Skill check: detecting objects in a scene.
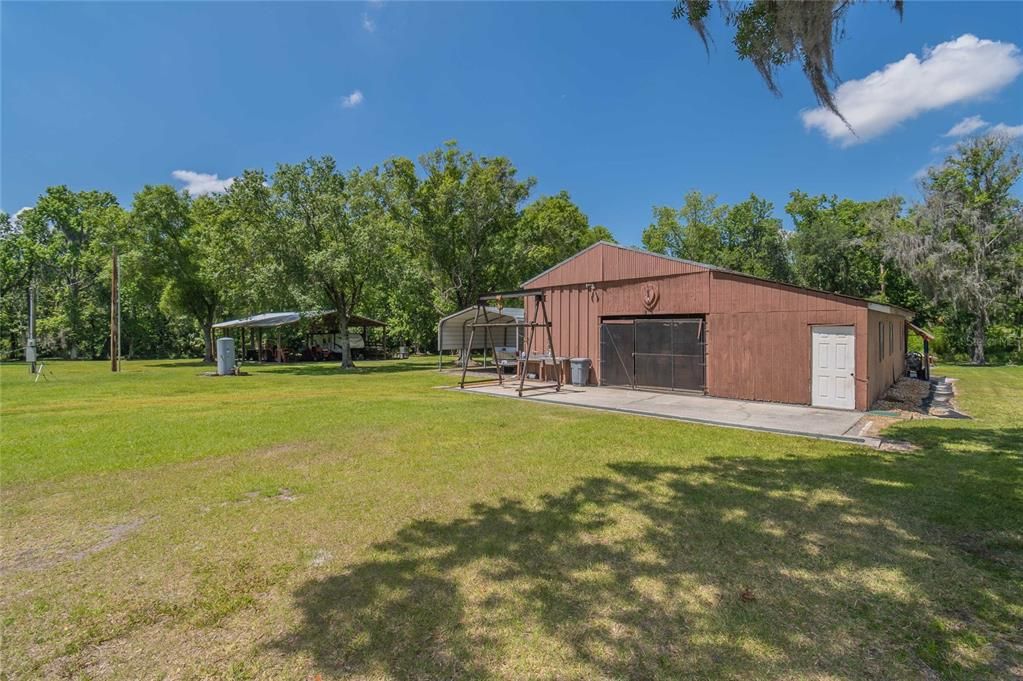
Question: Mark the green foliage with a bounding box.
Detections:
[9,187,124,358]
[270,157,396,367]
[132,185,222,362]
[9,137,1018,366]
[717,194,792,281]
[641,190,791,282]
[506,190,613,285]
[883,134,1023,364]
[386,141,535,313]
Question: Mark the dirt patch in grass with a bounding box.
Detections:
[1,517,147,575]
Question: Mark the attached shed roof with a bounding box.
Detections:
[907,322,935,340]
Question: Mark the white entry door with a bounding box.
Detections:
[811,325,856,410]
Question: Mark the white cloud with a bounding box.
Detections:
[171,170,234,196]
[341,89,364,108]
[9,206,32,226]
[362,12,375,32]
[989,122,1023,138]
[944,115,988,137]
[911,165,932,182]
[802,34,1023,146]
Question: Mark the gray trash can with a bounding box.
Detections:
[570,357,591,386]
[216,337,236,376]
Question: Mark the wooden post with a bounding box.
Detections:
[518,296,541,397]
[539,294,560,391]
[110,246,119,372]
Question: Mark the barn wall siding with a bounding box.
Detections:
[526,245,899,410]
[867,309,908,407]
[525,242,711,289]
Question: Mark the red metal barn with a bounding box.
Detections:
[523,242,913,411]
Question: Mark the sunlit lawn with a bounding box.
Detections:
[1,358,1020,679]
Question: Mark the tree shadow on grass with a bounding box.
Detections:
[271,430,1021,679]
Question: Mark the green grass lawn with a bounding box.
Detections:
[1,358,1020,680]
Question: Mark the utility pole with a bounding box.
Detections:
[27,282,37,374]
[110,246,119,372]
[117,251,122,368]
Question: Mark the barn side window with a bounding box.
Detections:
[878,321,884,360]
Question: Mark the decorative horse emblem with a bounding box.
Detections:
[641,282,659,311]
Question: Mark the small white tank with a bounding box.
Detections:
[216,337,236,375]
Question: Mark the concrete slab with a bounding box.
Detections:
[458,382,868,444]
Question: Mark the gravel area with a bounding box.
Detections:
[872,377,933,416]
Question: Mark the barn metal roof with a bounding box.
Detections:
[523,241,917,318]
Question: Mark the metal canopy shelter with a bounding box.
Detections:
[437,305,524,370]
[213,311,385,330]
[212,310,387,362]
[458,290,561,397]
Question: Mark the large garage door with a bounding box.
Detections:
[600,318,705,392]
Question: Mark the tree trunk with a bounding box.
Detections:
[202,322,214,363]
[338,314,355,369]
[67,278,82,359]
[971,311,987,365]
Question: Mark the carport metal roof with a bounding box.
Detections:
[437,306,524,352]
[213,310,385,329]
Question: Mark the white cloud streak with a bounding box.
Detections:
[989,122,1023,139]
[944,115,988,137]
[802,34,1023,146]
[341,89,364,108]
[171,170,234,195]
[362,12,375,33]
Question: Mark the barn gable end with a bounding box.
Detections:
[523,242,714,289]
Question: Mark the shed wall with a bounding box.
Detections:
[867,309,908,407]
[530,269,876,409]
[706,273,870,409]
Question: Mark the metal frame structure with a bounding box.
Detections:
[459,290,562,397]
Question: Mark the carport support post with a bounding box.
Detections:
[480,306,503,387]
[459,304,481,389]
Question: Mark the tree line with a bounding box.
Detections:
[0,141,612,366]
[2,136,1021,366]
[639,135,1023,364]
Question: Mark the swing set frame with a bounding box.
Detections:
[458,290,562,397]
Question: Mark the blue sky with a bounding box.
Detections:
[3,1,1022,244]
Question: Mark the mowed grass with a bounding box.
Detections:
[1,358,1020,680]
